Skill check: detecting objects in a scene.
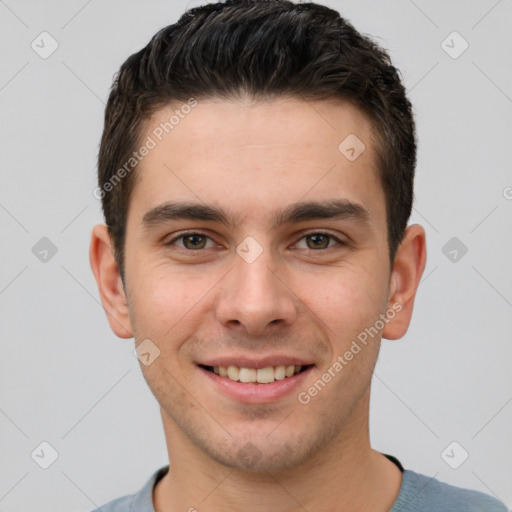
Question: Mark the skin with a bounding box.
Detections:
[90,96,427,512]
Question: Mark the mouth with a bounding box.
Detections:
[196,356,316,403]
[199,364,313,384]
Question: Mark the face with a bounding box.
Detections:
[122,96,396,471]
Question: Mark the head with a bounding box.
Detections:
[96,0,417,282]
[90,0,426,473]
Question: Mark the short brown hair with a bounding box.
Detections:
[97,0,417,282]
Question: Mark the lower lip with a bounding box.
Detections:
[198,366,314,404]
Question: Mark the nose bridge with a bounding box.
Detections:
[215,238,296,334]
[236,245,278,301]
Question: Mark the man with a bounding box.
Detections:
[89,1,507,510]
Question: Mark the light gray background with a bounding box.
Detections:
[1,0,511,510]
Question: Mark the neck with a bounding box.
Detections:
[153,390,402,512]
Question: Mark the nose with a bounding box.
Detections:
[214,245,297,336]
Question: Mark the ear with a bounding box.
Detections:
[382,224,427,340]
[89,224,133,339]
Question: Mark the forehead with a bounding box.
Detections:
[130,96,385,230]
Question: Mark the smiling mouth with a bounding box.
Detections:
[199,364,313,384]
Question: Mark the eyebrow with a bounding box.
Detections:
[142,199,372,231]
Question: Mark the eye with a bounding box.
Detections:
[166,232,215,250]
[294,231,346,250]
[164,230,347,252]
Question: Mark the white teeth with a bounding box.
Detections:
[285,365,295,377]
[256,367,275,384]
[227,365,239,380]
[274,365,286,380]
[239,368,257,383]
[210,364,305,383]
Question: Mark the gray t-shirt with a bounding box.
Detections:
[91,455,507,512]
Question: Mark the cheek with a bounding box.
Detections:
[297,267,386,341]
[128,263,190,334]
[128,262,218,351]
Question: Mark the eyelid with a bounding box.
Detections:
[292,229,348,249]
[165,230,217,248]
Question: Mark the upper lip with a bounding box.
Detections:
[197,355,314,369]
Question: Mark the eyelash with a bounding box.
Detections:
[165,230,347,252]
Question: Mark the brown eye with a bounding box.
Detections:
[295,231,346,251]
[166,232,215,250]
[182,234,207,249]
[306,233,330,249]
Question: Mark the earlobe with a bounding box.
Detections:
[89,224,133,339]
[382,224,427,341]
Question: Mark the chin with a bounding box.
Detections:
[198,428,335,474]
[213,443,308,473]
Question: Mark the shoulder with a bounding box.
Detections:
[89,466,169,512]
[391,469,508,512]
[89,493,134,512]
